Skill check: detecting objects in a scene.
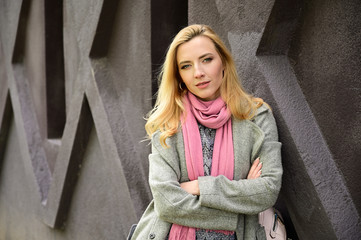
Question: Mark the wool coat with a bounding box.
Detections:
[131,104,283,240]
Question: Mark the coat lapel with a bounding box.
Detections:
[232,117,265,180]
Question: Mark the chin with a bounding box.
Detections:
[199,95,215,101]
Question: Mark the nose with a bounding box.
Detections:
[194,64,205,79]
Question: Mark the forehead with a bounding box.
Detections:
[177,36,218,62]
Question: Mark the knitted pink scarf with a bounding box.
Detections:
[168,92,234,240]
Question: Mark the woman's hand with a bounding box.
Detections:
[180,158,262,195]
[180,180,200,195]
[247,157,262,179]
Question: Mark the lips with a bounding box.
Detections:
[196,81,211,88]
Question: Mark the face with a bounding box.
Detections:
[177,36,224,101]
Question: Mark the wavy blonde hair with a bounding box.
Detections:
[145,24,264,147]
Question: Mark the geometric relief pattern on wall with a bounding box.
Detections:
[88,0,152,219]
[188,0,361,239]
[256,0,361,238]
[0,0,139,231]
[11,0,52,203]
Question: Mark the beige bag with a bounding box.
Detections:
[259,208,287,240]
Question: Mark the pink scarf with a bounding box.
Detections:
[168,92,234,240]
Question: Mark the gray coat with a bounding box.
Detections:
[131,105,283,240]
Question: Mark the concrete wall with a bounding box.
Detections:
[188,0,361,239]
[0,0,360,239]
[0,0,153,239]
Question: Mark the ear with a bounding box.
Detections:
[179,81,184,91]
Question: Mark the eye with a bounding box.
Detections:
[180,64,191,70]
[203,57,213,63]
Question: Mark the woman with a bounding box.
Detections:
[131,24,282,240]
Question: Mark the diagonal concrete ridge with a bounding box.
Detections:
[257,55,361,238]
[255,0,361,237]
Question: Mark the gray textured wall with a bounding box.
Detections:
[0,0,360,239]
[188,0,361,239]
[0,0,152,239]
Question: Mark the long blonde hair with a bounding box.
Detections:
[145,24,264,147]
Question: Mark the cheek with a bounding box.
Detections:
[210,59,223,77]
[213,64,224,79]
[180,71,192,85]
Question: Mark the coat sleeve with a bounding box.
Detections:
[149,134,239,231]
[198,106,283,214]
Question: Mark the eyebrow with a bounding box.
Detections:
[178,53,214,65]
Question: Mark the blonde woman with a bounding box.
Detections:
[130,24,283,240]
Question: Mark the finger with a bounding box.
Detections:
[249,171,260,179]
[248,170,258,179]
[255,161,263,172]
[249,158,260,173]
[251,165,263,179]
[257,169,262,177]
[251,159,262,176]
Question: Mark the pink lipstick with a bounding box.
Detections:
[196,81,210,89]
